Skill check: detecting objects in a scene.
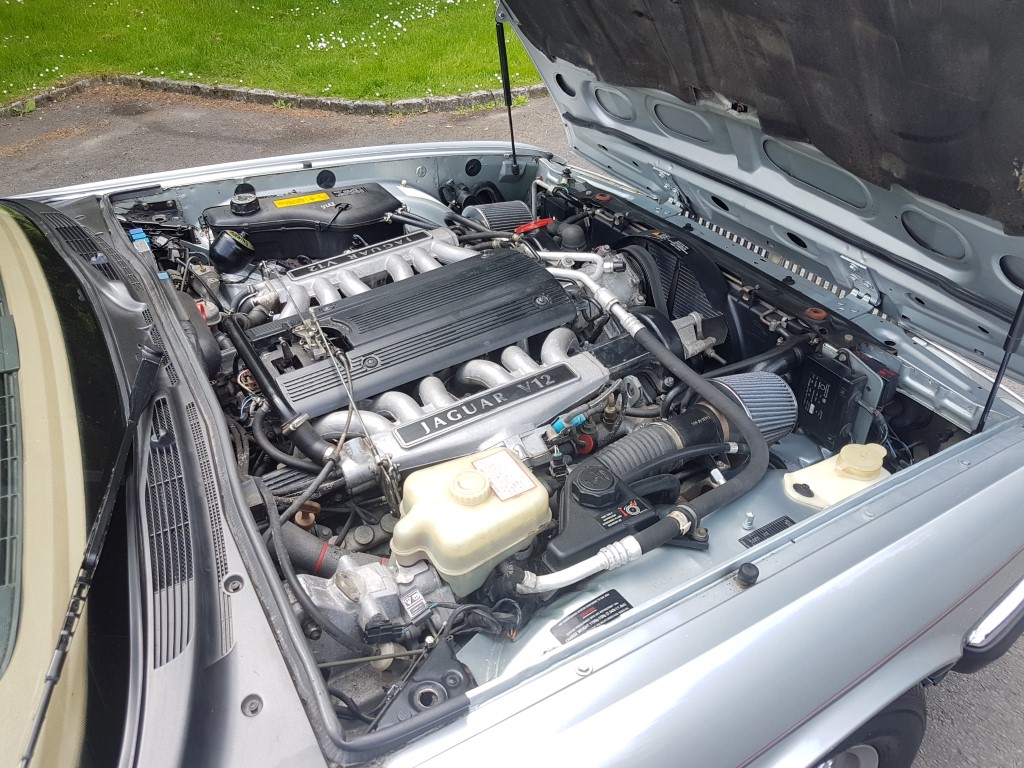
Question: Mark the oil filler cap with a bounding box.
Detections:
[449,470,491,506]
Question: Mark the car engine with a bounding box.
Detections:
[115,163,968,735]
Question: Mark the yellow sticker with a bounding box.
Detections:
[273,192,331,208]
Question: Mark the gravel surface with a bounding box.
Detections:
[0,85,574,197]
[1,84,1021,767]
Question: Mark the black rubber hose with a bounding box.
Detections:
[457,230,515,242]
[444,210,493,233]
[222,316,335,465]
[659,335,812,418]
[595,406,724,480]
[277,523,347,576]
[629,326,770,552]
[562,211,591,226]
[623,405,661,418]
[231,306,270,330]
[660,381,690,418]
[327,685,374,724]
[251,407,322,474]
[704,333,813,379]
[230,288,255,312]
[390,211,438,230]
[267,464,373,654]
[622,442,750,483]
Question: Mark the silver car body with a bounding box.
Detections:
[17,4,1024,754]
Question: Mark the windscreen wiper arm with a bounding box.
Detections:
[21,346,161,768]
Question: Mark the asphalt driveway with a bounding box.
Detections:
[1,85,1022,767]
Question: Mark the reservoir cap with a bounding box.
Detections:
[450,470,491,506]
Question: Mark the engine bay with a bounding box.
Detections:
[111,157,971,738]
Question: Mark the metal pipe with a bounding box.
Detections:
[334,268,371,297]
[536,250,606,277]
[418,376,457,408]
[385,253,414,282]
[310,277,342,306]
[501,346,542,376]
[409,246,442,272]
[429,240,477,263]
[313,409,394,437]
[372,392,424,422]
[541,327,579,365]
[514,538,646,594]
[454,359,514,389]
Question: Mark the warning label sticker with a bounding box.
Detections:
[594,498,649,530]
[400,588,429,622]
[550,590,633,644]
[472,450,536,501]
[273,192,331,208]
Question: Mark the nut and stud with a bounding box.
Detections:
[742,511,756,531]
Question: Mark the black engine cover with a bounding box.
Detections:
[252,249,576,418]
[203,183,402,262]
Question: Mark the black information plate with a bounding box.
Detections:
[287,230,431,278]
[550,590,633,645]
[739,515,796,548]
[395,363,578,446]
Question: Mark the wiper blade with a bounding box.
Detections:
[21,346,161,768]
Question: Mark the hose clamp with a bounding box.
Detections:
[666,505,697,535]
[280,412,310,435]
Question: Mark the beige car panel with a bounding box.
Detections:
[0,208,89,767]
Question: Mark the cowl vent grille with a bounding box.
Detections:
[40,212,120,281]
[145,397,194,667]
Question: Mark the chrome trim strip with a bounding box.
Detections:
[967,577,1024,646]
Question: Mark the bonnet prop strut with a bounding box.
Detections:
[495,8,520,177]
[976,286,1024,433]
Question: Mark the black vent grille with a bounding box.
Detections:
[650,246,720,321]
[141,309,179,386]
[185,402,234,656]
[0,372,22,590]
[145,397,193,666]
[41,212,120,281]
[0,368,22,677]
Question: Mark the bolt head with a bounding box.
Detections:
[241,694,263,717]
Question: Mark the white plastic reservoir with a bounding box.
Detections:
[393,447,551,596]
[784,443,891,510]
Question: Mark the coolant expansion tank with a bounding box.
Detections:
[394,448,550,596]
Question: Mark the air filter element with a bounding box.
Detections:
[710,372,798,444]
[462,200,534,231]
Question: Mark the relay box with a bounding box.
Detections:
[796,355,867,451]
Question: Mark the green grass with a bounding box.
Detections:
[0,0,540,105]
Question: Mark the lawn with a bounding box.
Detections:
[0,0,540,105]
